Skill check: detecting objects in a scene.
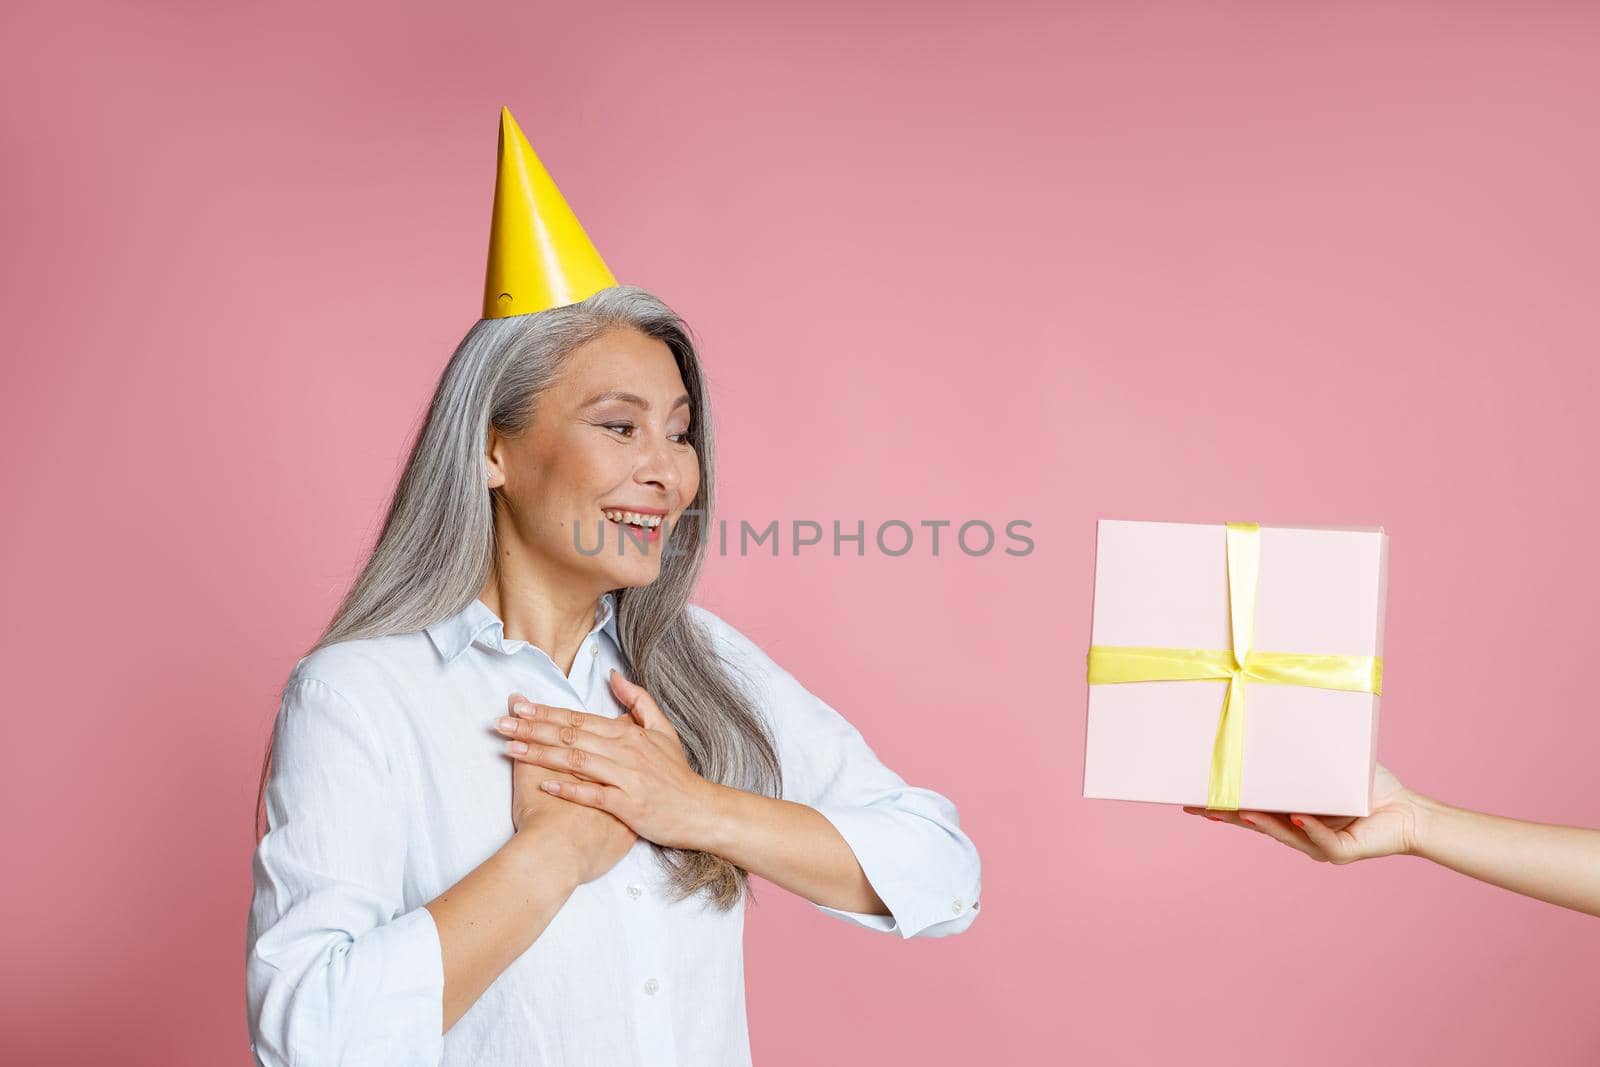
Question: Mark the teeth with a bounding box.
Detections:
[602,510,663,528]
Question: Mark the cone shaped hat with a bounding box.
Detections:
[482,106,616,318]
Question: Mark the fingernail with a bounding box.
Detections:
[1206,815,1221,821]
[506,740,528,754]
[1240,816,1256,827]
[514,702,534,717]
[497,717,518,732]
[1291,817,1305,829]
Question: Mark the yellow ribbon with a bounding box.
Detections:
[1085,522,1383,810]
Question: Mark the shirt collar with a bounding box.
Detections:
[426,591,619,664]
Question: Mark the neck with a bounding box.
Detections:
[476,568,605,677]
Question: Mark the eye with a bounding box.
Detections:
[602,422,692,445]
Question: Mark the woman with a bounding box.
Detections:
[244,109,981,1067]
[1186,764,1600,917]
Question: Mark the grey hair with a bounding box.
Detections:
[254,284,784,910]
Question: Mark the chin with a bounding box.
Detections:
[600,558,665,587]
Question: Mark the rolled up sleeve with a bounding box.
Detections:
[245,675,445,1066]
[694,607,982,940]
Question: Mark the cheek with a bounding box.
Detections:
[678,454,702,499]
[559,441,628,490]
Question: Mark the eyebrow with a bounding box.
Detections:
[581,389,692,414]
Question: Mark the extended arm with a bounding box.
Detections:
[1190,763,1600,919]
[1406,795,1600,918]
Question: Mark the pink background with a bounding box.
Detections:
[4,1,1599,1063]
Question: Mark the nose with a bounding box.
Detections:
[634,431,681,496]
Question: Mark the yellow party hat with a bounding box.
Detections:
[482,106,616,319]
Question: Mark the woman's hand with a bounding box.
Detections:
[1183,763,1424,863]
[503,693,637,881]
[495,669,717,852]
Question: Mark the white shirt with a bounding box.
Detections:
[245,593,982,1066]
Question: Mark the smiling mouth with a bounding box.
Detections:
[600,509,664,530]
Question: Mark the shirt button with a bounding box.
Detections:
[590,643,599,656]
[952,899,965,915]
[643,977,659,995]
[626,883,642,899]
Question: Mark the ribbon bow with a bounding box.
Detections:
[1085,522,1383,810]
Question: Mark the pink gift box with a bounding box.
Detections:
[1082,519,1389,817]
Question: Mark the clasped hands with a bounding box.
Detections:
[495,667,715,852]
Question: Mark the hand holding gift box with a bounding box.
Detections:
[1082,519,1389,817]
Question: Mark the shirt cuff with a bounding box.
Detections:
[379,906,446,1033]
[249,904,445,1067]
[812,803,982,940]
[345,905,446,1065]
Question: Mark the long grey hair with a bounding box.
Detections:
[254,284,784,910]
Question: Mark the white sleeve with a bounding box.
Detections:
[696,607,983,940]
[245,675,445,1066]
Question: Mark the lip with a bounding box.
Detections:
[599,505,668,516]
[604,508,668,543]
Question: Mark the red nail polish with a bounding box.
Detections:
[1291,817,1305,829]
[1240,816,1256,827]
[1206,815,1221,821]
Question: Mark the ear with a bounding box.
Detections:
[484,426,508,490]
[609,668,672,733]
